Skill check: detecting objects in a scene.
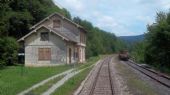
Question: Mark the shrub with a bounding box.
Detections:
[0,37,19,66]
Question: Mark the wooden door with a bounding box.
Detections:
[69,48,71,63]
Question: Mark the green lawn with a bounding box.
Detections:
[52,67,92,95]
[0,65,72,95]
[28,75,65,95]
[25,56,100,95]
[0,56,100,95]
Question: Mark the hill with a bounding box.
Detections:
[119,34,145,44]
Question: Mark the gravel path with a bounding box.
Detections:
[109,57,130,95]
[121,61,170,95]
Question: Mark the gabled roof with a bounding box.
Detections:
[30,12,87,33]
[48,27,78,43]
[17,25,76,42]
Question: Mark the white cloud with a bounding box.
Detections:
[160,1,170,10]
[96,15,118,28]
[53,0,170,36]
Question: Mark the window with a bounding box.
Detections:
[40,32,49,41]
[38,48,51,60]
[53,19,61,28]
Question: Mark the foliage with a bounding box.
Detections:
[0,0,71,39]
[131,41,146,63]
[0,37,19,66]
[145,11,170,71]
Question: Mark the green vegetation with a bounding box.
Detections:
[28,75,64,95]
[145,12,170,72]
[76,56,100,70]
[0,56,99,95]
[52,56,100,95]
[0,37,19,67]
[131,41,146,63]
[0,65,72,95]
[52,67,92,95]
[130,11,170,73]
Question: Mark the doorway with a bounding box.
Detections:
[69,48,72,64]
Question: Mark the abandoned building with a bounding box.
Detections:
[18,13,86,66]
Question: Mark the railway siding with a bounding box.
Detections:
[126,61,170,88]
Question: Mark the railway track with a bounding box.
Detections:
[125,60,170,88]
[89,57,114,95]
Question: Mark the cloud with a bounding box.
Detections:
[53,0,170,36]
[96,15,118,28]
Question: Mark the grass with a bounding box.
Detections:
[0,65,72,95]
[51,56,100,95]
[52,67,92,95]
[77,56,100,70]
[28,56,100,95]
[114,57,158,95]
[28,75,65,95]
[0,56,100,95]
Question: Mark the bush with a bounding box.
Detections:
[0,37,19,66]
[145,12,170,71]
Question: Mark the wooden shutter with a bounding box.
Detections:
[38,48,51,60]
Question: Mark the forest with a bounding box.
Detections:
[0,0,125,66]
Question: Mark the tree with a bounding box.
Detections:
[145,12,170,70]
[0,37,19,66]
[131,41,146,63]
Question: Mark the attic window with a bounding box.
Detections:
[53,19,61,28]
[40,32,49,41]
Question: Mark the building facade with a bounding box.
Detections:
[18,13,86,66]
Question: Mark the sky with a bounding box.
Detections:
[53,0,170,36]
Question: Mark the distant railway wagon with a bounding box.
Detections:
[119,50,129,61]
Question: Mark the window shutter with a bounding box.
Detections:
[38,48,51,60]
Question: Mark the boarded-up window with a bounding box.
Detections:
[38,48,51,60]
[40,32,49,41]
[53,19,61,28]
